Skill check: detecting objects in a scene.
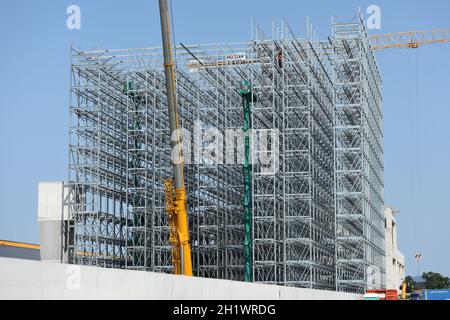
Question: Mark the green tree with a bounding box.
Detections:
[422,272,450,289]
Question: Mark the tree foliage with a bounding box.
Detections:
[422,272,450,289]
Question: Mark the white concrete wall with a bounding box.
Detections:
[0,258,362,300]
[38,182,72,263]
[38,182,69,221]
[384,206,405,291]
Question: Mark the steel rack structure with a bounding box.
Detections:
[68,48,129,267]
[67,17,384,293]
[332,18,385,293]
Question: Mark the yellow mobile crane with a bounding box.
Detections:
[159,0,192,276]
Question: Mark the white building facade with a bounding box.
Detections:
[384,206,405,291]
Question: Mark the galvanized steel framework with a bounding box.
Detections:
[68,17,384,293]
[333,19,385,293]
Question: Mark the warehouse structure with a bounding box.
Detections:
[67,17,384,293]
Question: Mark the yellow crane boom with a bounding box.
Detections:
[370,29,450,50]
[164,179,182,274]
[159,0,192,276]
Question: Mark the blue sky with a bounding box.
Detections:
[0,0,449,277]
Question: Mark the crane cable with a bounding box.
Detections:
[408,48,422,270]
[415,48,423,262]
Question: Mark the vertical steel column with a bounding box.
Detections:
[239,80,253,282]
